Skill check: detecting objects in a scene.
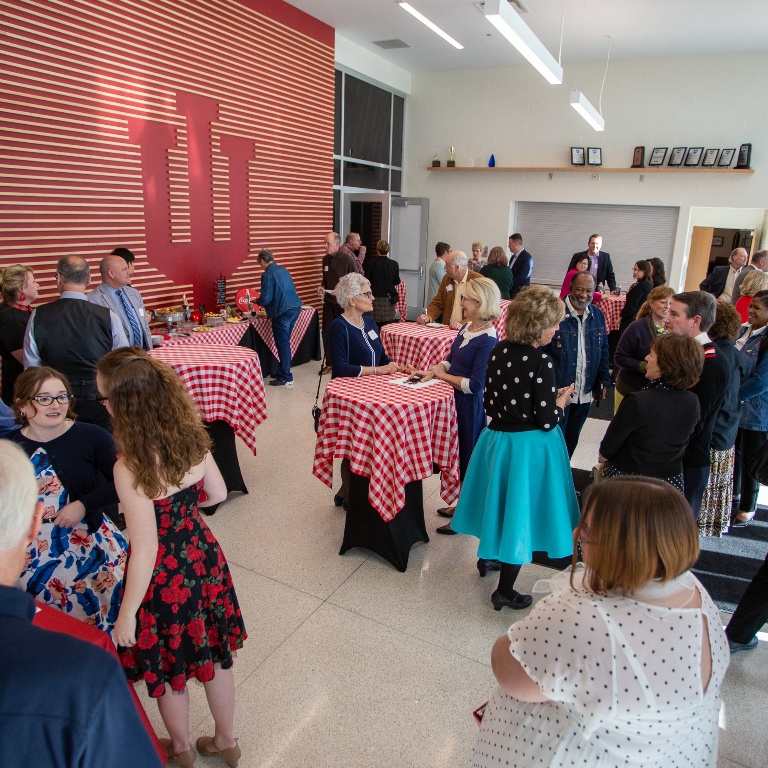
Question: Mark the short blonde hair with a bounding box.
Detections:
[574,477,699,595]
[0,440,38,552]
[472,241,484,253]
[740,269,768,298]
[505,286,564,345]
[463,278,501,322]
[0,264,33,304]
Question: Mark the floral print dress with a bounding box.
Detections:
[119,478,247,697]
[19,447,127,634]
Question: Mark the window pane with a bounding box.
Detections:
[333,189,340,233]
[392,95,404,167]
[343,161,389,191]
[344,76,390,164]
[334,70,342,155]
[333,159,340,186]
[391,170,402,193]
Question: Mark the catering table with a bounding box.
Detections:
[148,344,267,495]
[380,301,511,370]
[33,603,165,765]
[313,374,461,571]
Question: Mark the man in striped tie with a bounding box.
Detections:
[88,255,153,350]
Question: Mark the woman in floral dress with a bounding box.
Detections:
[98,347,246,768]
[10,366,127,634]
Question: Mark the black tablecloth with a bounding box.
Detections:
[243,311,322,377]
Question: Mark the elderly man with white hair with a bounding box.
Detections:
[0,440,161,768]
[417,251,482,329]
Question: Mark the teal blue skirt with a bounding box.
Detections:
[451,427,580,563]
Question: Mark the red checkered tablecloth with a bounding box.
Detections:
[148,344,267,454]
[600,294,627,332]
[312,375,461,521]
[380,322,457,370]
[494,299,510,338]
[161,323,249,347]
[396,280,407,323]
[250,306,316,358]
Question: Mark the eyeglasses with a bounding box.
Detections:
[356,291,373,299]
[95,395,109,403]
[32,394,73,406]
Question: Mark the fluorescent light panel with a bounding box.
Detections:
[397,2,464,50]
[570,90,605,131]
[483,0,562,85]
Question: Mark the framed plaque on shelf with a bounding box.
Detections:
[571,147,585,165]
[702,149,719,167]
[631,146,645,168]
[684,147,704,166]
[718,148,736,167]
[649,148,668,166]
[587,147,602,166]
[668,147,686,166]
[736,143,752,169]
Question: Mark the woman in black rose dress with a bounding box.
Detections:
[97,347,246,768]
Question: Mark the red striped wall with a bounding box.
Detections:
[0,0,335,310]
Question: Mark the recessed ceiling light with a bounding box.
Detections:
[397,2,464,50]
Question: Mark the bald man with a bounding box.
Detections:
[417,251,482,329]
[88,254,152,349]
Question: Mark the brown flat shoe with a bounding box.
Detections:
[159,738,196,768]
[196,736,241,768]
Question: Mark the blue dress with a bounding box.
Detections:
[443,323,497,479]
[452,342,580,563]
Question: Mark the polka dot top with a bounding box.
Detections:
[471,571,730,767]
[484,341,563,433]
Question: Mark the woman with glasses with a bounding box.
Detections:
[473,477,728,767]
[9,366,127,634]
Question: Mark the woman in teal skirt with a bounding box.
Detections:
[452,286,580,610]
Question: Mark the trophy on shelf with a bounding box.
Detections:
[447,146,456,168]
[432,153,440,168]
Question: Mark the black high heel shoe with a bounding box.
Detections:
[491,589,532,611]
[477,559,502,577]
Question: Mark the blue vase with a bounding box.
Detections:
[488,154,496,168]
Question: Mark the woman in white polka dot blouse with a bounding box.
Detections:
[452,287,580,610]
[472,478,730,768]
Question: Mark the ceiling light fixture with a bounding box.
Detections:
[483,0,563,85]
[397,2,464,50]
[569,90,604,131]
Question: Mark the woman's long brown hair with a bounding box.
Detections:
[97,348,211,499]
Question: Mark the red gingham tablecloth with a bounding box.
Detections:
[148,344,267,454]
[396,280,407,323]
[250,306,316,359]
[494,299,510,338]
[600,294,627,332]
[161,323,249,347]
[312,374,461,521]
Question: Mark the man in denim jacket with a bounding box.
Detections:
[543,272,611,457]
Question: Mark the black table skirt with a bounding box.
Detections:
[204,419,248,495]
[339,470,428,572]
[241,311,322,377]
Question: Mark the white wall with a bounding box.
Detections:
[335,34,411,95]
[403,52,768,289]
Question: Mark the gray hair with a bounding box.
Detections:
[257,249,275,264]
[450,251,469,269]
[0,441,38,552]
[729,247,748,264]
[335,273,370,309]
[56,255,89,286]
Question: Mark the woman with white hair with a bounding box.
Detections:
[327,273,400,380]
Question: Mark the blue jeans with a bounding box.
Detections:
[272,305,301,382]
[560,401,591,458]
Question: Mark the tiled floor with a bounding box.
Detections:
[136,362,768,768]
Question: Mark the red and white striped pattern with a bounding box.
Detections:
[148,344,266,454]
[312,374,461,522]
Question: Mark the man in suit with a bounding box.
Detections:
[731,248,766,305]
[88,255,152,350]
[23,255,129,430]
[699,247,748,301]
[508,233,532,297]
[417,251,482,328]
[0,441,162,768]
[569,234,617,292]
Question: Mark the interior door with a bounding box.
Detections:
[390,197,429,312]
[685,226,715,291]
[342,193,390,267]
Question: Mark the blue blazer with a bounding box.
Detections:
[509,249,532,297]
[699,265,732,298]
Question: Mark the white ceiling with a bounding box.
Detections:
[283,0,768,72]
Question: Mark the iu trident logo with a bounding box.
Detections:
[127,92,254,301]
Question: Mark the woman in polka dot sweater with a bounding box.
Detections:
[452,286,580,610]
[472,478,729,767]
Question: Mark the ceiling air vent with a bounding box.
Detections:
[373,39,411,49]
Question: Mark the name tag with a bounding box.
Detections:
[138,308,145,316]
[446,284,453,292]
[324,265,329,272]
[368,330,378,340]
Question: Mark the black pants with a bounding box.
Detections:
[683,465,710,520]
[75,398,112,433]
[726,550,768,644]
[733,427,768,513]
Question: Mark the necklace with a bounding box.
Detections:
[342,312,364,329]
[467,320,491,333]
[22,418,73,443]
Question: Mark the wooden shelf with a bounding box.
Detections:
[426,165,754,174]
